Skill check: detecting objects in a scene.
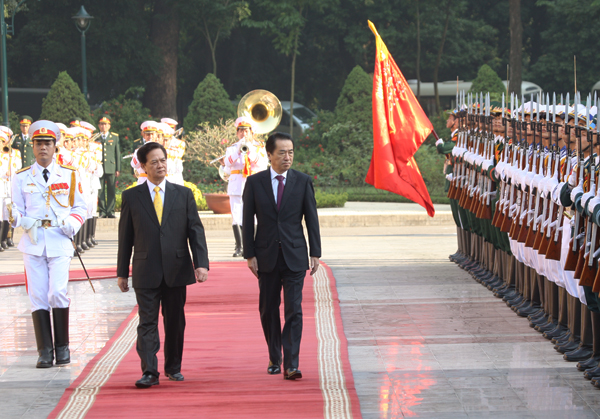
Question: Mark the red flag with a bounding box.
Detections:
[365,21,435,217]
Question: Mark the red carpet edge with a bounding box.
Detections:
[48,261,362,419]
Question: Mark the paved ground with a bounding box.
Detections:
[1,203,599,418]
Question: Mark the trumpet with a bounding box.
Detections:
[239,141,249,154]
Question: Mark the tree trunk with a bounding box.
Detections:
[433,0,452,115]
[509,0,522,97]
[290,29,300,136]
[143,0,180,119]
[416,0,421,100]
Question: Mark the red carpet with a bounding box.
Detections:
[49,262,361,419]
[0,266,121,288]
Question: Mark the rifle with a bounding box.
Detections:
[526,95,543,248]
[501,93,518,232]
[545,93,565,260]
[566,94,588,273]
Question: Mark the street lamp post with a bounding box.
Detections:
[72,6,93,102]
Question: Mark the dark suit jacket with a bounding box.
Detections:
[117,181,209,288]
[242,168,321,273]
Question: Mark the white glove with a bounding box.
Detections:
[21,216,38,245]
[553,182,567,204]
[570,184,584,203]
[568,171,578,187]
[446,173,453,181]
[60,217,80,239]
[436,138,444,146]
[582,191,595,210]
[588,196,600,216]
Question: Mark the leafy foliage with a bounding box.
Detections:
[314,189,348,208]
[183,73,236,133]
[40,71,90,124]
[92,87,153,155]
[469,64,506,102]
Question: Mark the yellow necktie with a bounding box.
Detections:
[153,186,163,225]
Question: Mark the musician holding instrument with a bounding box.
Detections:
[225,116,268,257]
[97,115,121,219]
[0,129,21,250]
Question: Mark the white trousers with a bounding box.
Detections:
[23,250,72,311]
[230,195,243,225]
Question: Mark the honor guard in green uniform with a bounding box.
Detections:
[97,115,121,218]
[11,115,34,167]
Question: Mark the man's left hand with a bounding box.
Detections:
[195,267,208,283]
[310,257,320,276]
[115,171,120,177]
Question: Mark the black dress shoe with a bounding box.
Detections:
[584,365,600,380]
[135,373,159,388]
[578,356,600,372]
[166,372,184,381]
[284,368,302,380]
[564,346,594,362]
[267,361,281,375]
[108,214,116,219]
[99,214,107,219]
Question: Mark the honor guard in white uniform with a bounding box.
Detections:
[10,120,87,368]
[83,126,103,250]
[224,116,268,256]
[0,128,21,251]
[163,124,186,185]
[132,121,159,185]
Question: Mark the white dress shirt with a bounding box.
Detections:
[270,167,287,204]
[147,178,166,209]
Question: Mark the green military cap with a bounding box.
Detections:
[20,115,33,125]
[98,115,112,124]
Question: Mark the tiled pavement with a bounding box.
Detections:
[1,221,600,418]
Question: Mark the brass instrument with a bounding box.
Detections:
[237,89,282,135]
[214,90,282,182]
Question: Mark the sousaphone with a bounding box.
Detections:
[218,90,282,181]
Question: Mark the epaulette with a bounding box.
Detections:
[59,164,76,171]
[111,132,119,136]
[16,166,31,174]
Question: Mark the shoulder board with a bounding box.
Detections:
[16,166,31,174]
[59,164,76,171]
[111,132,119,136]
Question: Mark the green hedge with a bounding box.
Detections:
[315,189,348,208]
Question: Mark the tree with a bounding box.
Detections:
[433,0,453,115]
[509,0,522,96]
[469,64,505,101]
[191,0,250,76]
[40,71,90,124]
[143,0,180,119]
[244,0,336,134]
[333,66,372,127]
[183,73,236,132]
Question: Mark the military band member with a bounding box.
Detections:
[97,115,121,219]
[224,116,268,257]
[131,121,158,185]
[10,120,87,368]
[0,129,21,251]
[11,115,34,168]
[164,123,186,186]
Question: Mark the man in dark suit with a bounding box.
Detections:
[117,142,209,389]
[242,132,321,380]
[97,115,121,218]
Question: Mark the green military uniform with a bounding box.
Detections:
[97,116,121,217]
[11,115,34,167]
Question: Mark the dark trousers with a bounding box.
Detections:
[134,280,187,377]
[98,173,116,216]
[258,248,305,370]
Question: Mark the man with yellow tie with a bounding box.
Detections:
[117,141,209,389]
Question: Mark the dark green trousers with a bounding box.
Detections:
[99,173,116,216]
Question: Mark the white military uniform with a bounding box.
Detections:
[166,137,186,185]
[1,148,21,221]
[225,139,268,225]
[11,161,87,311]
